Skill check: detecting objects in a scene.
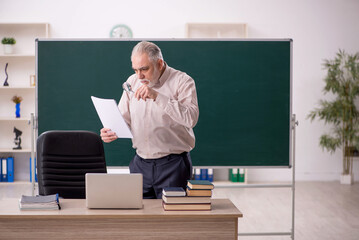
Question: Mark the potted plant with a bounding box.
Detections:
[11,95,23,118]
[308,50,359,184]
[2,37,16,54]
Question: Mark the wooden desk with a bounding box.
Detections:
[0,198,242,240]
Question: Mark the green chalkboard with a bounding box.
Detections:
[37,39,292,167]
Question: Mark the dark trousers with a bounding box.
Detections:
[129,152,192,199]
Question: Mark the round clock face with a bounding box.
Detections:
[110,24,133,38]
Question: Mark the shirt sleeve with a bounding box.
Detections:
[118,86,132,129]
[155,77,199,129]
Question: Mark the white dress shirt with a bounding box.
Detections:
[119,64,199,159]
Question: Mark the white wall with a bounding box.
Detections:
[1,0,359,182]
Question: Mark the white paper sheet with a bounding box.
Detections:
[91,96,133,139]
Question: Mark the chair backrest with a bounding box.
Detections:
[37,130,107,199]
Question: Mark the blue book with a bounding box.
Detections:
[7,157,14,182]
[29,157,38,182]
[2,158,8,182]
[200,169,208,180]
[0,158,2,182]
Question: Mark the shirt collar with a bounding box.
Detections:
[155,62,170,88]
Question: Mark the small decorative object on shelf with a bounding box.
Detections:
[1,37,16,54]
[3,63,9,86]
[30,75,36,87]
[11,95,23,118]
[13,127,22,150]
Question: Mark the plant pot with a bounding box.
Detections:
[340,174,354,185]
[3,44,14,54]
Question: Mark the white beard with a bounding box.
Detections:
[147,80,156,88]
[143,66,161,88]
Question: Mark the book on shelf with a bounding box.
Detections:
[7,157,14,182]
[162,195,211,204]
[0,157,15,182]
[187,180,214,190]
[208,168,213,182]
[29,157,37,182]
[1,157,7,182]
[194,168,201,180]
[19,194,61,210]
[186,188,212,197]
[238,168,245,182]
[162,187,185,197]
[229,168,246,182]
[229,168,238,182]
[200,169,208,180]
[162,202,211,211]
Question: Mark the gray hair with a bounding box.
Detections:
[131,41,164,62]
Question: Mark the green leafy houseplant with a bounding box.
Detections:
[308,50,359,177]
[1,37,16,45]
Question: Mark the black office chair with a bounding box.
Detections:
[37,130,107,199]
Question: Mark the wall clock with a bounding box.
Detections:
[110,24,133,38]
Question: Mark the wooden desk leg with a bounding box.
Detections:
[235,217,239,239]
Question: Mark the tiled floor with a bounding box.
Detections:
[213,181,359,240]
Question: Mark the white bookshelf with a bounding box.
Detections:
[0,22,49,181]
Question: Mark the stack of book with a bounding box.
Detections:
[19,194,61,210]
[162,180,214,211]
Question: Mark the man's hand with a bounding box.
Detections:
[135,84,158,101]
[100,128,118,143]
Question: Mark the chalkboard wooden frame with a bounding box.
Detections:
[36,38,292,168]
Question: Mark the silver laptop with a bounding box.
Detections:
[86,173,143,209]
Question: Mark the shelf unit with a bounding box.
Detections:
[0,23,49,181]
